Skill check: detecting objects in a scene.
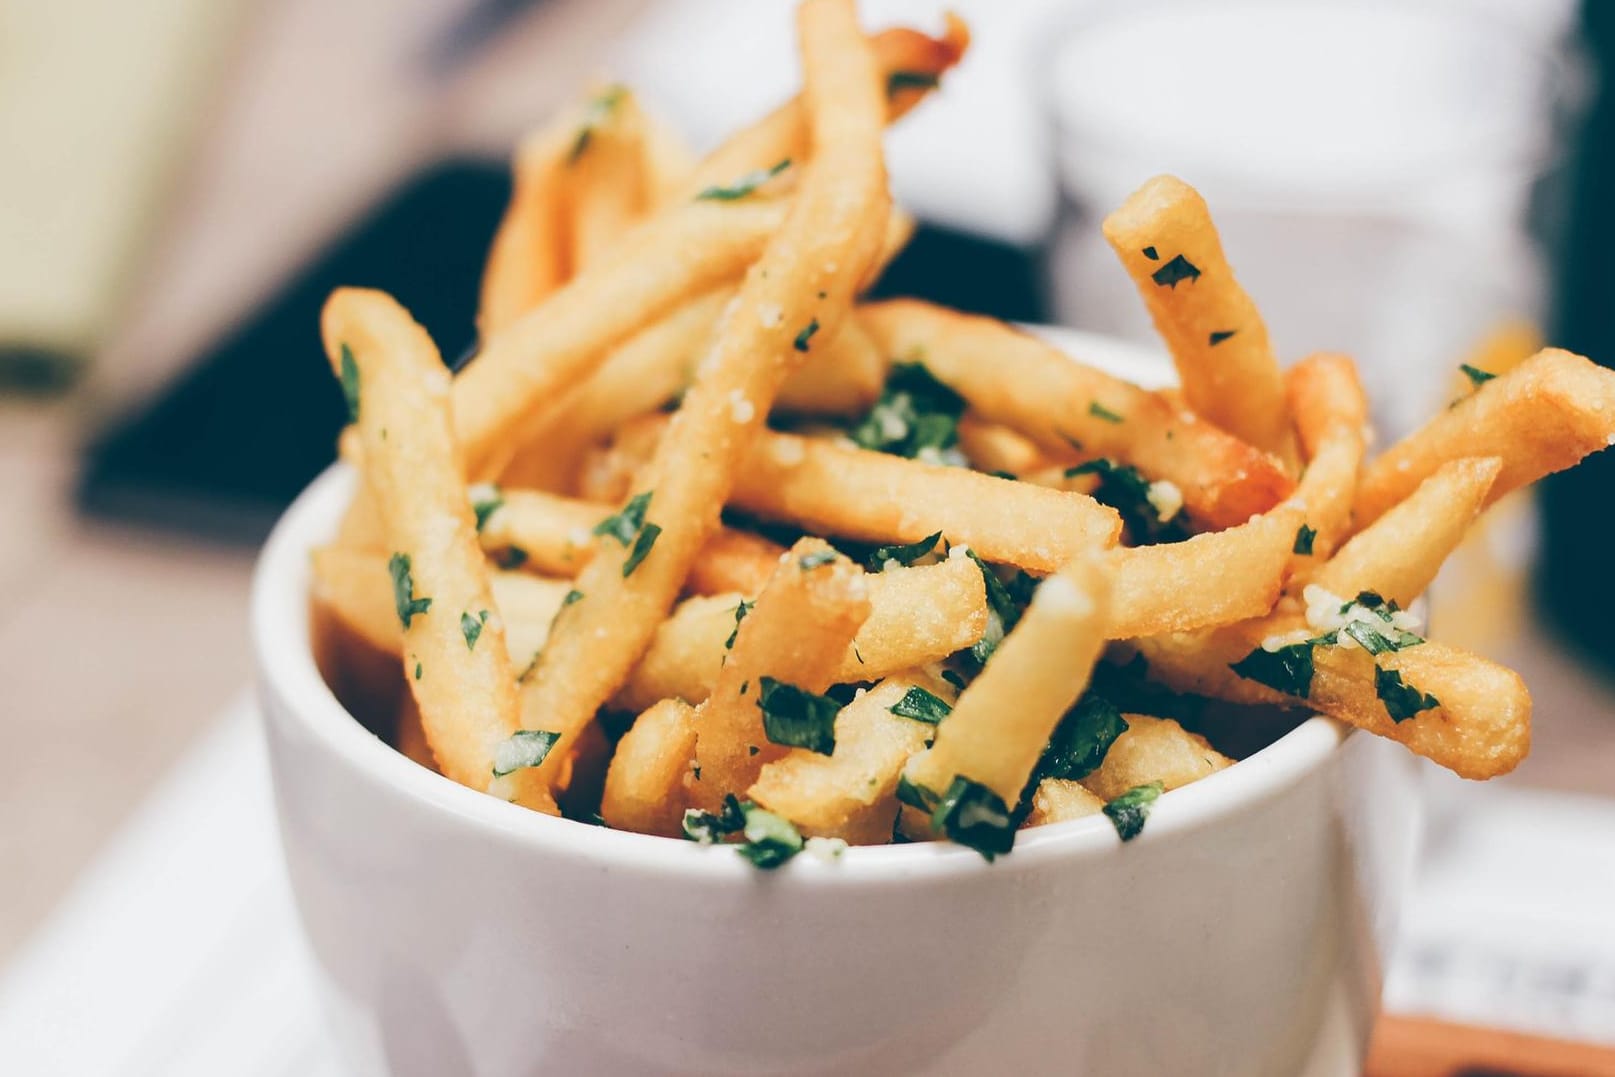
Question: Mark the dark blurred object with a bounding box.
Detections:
[78,158,1045,544]
[1541,2,1615,673]
[79,160,510,543]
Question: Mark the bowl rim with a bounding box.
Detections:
[252,328,1350,885]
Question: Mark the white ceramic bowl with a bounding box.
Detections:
[253,331,1422,1076]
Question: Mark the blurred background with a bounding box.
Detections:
[2,0,1613,1068]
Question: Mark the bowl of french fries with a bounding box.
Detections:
[252,2,1615,1073]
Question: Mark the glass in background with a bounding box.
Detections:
[1043,0,1585,439]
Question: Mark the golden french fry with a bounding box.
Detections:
[476,487,783,593]
[1126,618,1530,779]
[731,428,1121,572]
[678,17,969,200]
[1312,457,1501,609]
[1286,352,1369,463]
[456,198,787,478]
[321,288,555,811]
[1078,714,1232,802]
[600,698,698,838]
[775,317,887,415]
[613,557,988,713]
[750,677,934,844]
[956,417,1056,477]
[1108,504,1302,637]
[1022,778,1105,828]
[689,539,872,811]
[516,0,893,789]
[565,86,649,272]
[1102,175,1292,459]
[479,120,572,337]
[1356,348,1615,524]
[904,552,1110,812]
[858,300,1294,528]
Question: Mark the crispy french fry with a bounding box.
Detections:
[731,428,1121,572]
[456,198,787,477]
[322,288,554,811]
[678,18,969,199]
[904,552,1110,811]
[1126,619,1531,779]
[613,557,988,713]
[311,545,574,670]
[1102,175,1292,459]
[600,698,698,838]
[1290,425,1364,565]
[749,677,934,844]
[1108,504,1302,637]
[859,300,1294,528]
[476,487,783,593]
[565,86,649,272]
[1356,349,1615,524]
[1079,714,1232,802]
[479,121,572,337]
[775,317,887,415]
[516,0,892,788]
[1311,457,1501,608]
[688,539,872,811]
[1286,352,1369,463]
[956,417,1056,477]
[1022,779,1105,828]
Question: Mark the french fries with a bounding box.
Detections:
[1356,348,1615,524]
[322,288,555,812]
[613,557,989,713]
[689,539,871,811]
[859,300,1294,528]
[304,1,1615,862]
[1103,176,1293,460]
[514,0,892,789]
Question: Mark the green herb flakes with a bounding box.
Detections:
[1088,401,1124,423]
[696,158,790,201]
[932,776,1015,861]
[1229,637,1326,697]
[469,484,504,532]
[886,70,940,95]
[1151,254,1201,288]
[798,548,838,570]
[1141,246,1159,261]
[339,344,361,422]
[1209,330,1237,347]
[1376,667,1440,721]
[681,795,805,870]
[491,729,560,777]
[1103,781,1164,842]
[568,85,627,163]
[889,685,952,725]
[388,553,432,628]
[1293,525,1317,555]
[725,599,754,650]
[868,531,943,570]
[461,609,489,651]
[1038,694,1128,782]
[1460,363,1496,387]
[622,522,661,576]
[850,363,966,460]
[593,490,652,547]
[757,677,840,755]
[793,319,820,353]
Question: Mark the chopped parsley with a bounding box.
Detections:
[461,609,489,651]
[940,669,969,693]
[1460,363,1496,387]
[388,553,432,628]
[1336,592,1426,653]
[491,729,560,777]
[1141,246,1159,260]
[1376,667,1440,721]
[793,319,820,352]
[413,659,422,681]
[563,588,584,607]
[896,772,938,813]
[757,677,840,755]
[1064,458,1187,544]
[1209,329,1237,346]
[724,599,753,650]
[622,522,661,576]
[1230,637,1325,697]
[932,776,1016,861]
[849,363,966,460]
[1103,781,1164,842]
[338,344,360,422]
[469,484,504,532]
[868,530,943,570]
[1151,254,1201,288]
[886,70,940,95]
[1088,401,1125,423]
[495,546,529,570]
[962,551,1038,668]
[1294,524,1317,555]
[696,158,790,201]
[799,548,838,570]
[889,685,952,725]
[567,85,626,163]
[593,490,652,546]
[681,795,804,869]
[1037,694,1128,782]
